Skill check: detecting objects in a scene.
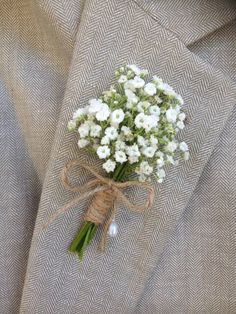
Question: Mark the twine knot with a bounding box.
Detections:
[43,160,155,251]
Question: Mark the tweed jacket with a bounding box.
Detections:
[0,0,236,313]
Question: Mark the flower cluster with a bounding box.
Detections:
[68,65,189,182]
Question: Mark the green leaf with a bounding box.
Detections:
[78,224,92,260]
[69,221,92,252]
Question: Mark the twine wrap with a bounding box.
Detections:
[43,160,155,251]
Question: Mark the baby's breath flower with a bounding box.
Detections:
[97,145,111,159]
[78,122,90,138]
[144,83,156,96]
[179,141,188,152]
[115,151,127,163]
[183,151,190,160]
[178,112,186,121]
[68,120,77,131]
[131,76,145,88]
[125,89,139,104]
[69,64,190,181]
[137,161,153,176]
[166,141,178,153]
[137,101,151,113]
[88,99,103,114]
[118,75,127,83]
[96,103,110,121]
[90,124,102,137]
[142,146,156,158]
[166,108,178,123]
[152,75,163,85]
[137,135,147,147]
[177,121,185,130]
[134,113,146,129]
[101,136,110,145]
[115,140,126,151]
[149,105,160,116]
[78,139,89,148]
[126,144,140,157]
[103,159,116,173]
[110,109,125,125]
[127,64,141,75]
[156,168,166,183]
[105,127,118,140]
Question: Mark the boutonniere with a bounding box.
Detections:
[45,65,190,260]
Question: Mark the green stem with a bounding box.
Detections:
[69,162,127,260]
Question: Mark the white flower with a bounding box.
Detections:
[149,105,160,116]
[131,76,145,88]
[78,122,90,138]
[156,151,164,158]
[156,168,166,183]
[144,115,158,131]
[73,108,87,120]
[137,101,151,112]
[128,155,139,164]
[150,135,158,147]
[68,119,77,131]
[115,140,126,151]
[166,108,178,123]
[138,173,147,182]
[176,94,184,105]
[166,141,178,152]
[134,113,146,129]
[101,136,110,145]
[124,80,136,92]
[140,69,148,76]
[110,109,125,125]
[137,135,147,147]
[125,89,139,104]
[115,151,127,163]
[163,84,177,97]
[121,126,131,136]
[105,127,118,140]
[126,144,140,157]
[90,124,102,137]
[175,105,181,114]
[118,75,127,83]
[177,121,185,130]
[139,161,153,175]
[166,155,175,165]
[97,145,111,159]
[183,151,190,160]
[152,75,163,85]
[96,103,110,121]
[103,159,116,173]
[144,83,156,96]
[156,156,165,168]
[178,112,186,121]
[179,141,188,152]
[78,139,89,148]
[142,146,156,158]
[127,64,141,75]
[88,99,103,114]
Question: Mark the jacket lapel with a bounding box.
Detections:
[21,0,236,312]
[134,0,236,45]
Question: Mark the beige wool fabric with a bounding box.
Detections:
[0,0,236,313]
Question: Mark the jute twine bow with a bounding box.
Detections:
[44,160,155,251]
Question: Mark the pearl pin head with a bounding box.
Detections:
[108,221,118,237]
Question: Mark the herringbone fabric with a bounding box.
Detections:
[0,0,84,312]
[0,0,235,313]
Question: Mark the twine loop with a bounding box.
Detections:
[43,160,155,251]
